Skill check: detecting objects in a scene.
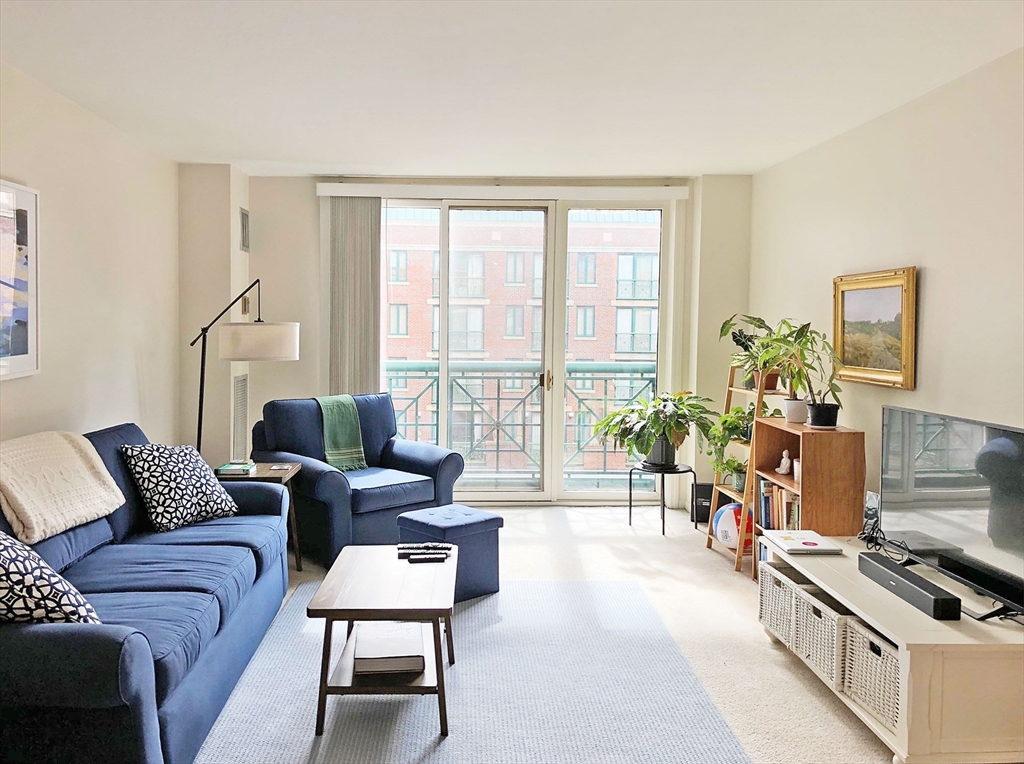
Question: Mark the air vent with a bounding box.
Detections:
[239,208,250,252]
[232,373,249,462]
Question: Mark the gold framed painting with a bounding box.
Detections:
[833,267,917,390]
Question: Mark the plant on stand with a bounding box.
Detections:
[594,391,718,470]
[761,323,845,428]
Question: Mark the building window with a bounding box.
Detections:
[451,251,485,297]
[388,250,408,283]
[450,306,484,351]
[576,306,596,338]
[431,306,440,351]
[575,360,595,391]
[574,411,593,446]
[389,304,408,336]
[532,254,544,299]
[617,253,659,299]
[505,359,524,391]
[451,410,479,450]
[431,250,440,297]
[530,306,543,352]
[505,306,525,338]
[506,251,525,284]
[616,307,658,353]
[577,252,597,285]
[388,357,408,390]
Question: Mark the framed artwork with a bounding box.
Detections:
[833,267,917,390]
[0,180,39,380]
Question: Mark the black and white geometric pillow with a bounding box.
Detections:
[0,532,101,624]
[121,444,238,532]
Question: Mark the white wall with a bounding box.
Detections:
[750,48,1024,488]
[247,176,322,428]
[0,63,179,442]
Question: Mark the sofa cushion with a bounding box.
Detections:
[0,512,113,575]
[262,399,327,460]
[0,532,101,624]
[63,544,255,622]
[83,423,153,541]
[121,444,238,532]
[347,468,434,514]
[125,515,286,578]
[353,393,398,467]
[88,590,220,703]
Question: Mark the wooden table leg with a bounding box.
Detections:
[444,609,455,665]
[432,617,448,736]
[287,484,302,571]
[315,618,333,736]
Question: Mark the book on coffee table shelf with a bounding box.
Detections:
[761,530,843,555]
[353,621,426,675]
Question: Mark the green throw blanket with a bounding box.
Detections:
[316,395,368,472]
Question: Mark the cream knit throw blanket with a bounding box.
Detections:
[0,431,125,544]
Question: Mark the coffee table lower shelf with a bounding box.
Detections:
[328,622,438,695]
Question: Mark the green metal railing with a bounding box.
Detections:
[384,360,657,490]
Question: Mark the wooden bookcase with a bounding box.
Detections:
[745,416,865,579]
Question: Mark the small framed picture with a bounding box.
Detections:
[833,267,917,390]
[1,180,40,381]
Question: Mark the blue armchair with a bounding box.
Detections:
[251,393,465,567]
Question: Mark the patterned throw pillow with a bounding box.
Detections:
[0,532,101,624]
[121,444,238,532]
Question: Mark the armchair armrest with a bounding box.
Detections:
[221,481,288,517]
[251,450,351,502]
[383,439,465,505]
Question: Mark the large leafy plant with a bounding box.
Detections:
[719,315,790,384]
[704,402,780,474]
[594,391,718,457]
[759,322,844,406]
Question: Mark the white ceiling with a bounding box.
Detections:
[1,1,1021,177]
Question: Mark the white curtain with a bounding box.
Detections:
[328,196,382,395]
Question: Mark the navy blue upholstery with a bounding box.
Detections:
[0,422,290,764]
[89,591,221,704]
[252,393,465,566]
[398,504,504,603]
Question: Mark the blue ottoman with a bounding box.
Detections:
[397,504,504,603]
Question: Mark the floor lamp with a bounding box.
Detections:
[190,278,299,454]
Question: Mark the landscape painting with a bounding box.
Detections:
[833,267,916,390]
[0,180,39,380]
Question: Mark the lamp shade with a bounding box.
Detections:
[218,322,300,361]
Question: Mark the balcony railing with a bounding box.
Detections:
[616,279,659,300]
[384,359,657,491]
[615,332,658,353]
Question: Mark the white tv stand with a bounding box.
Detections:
[759,535,1024,764]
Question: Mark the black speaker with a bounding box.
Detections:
[858,552,961,620]
[691,483,730,525]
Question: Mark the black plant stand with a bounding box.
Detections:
[628,462,696,536]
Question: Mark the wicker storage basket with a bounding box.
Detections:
[758,561,816,646]
[842,619,901,732]
[792,588,856,690]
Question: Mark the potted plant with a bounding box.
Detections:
[712,455,749,492]
[761,323,844,428]
[720,315,789,391]
[594,391,718,470]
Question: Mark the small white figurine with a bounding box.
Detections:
[776,449,792,475]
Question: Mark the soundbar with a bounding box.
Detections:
[858,552,961,620]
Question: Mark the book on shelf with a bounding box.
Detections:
[353,621,426,675]
[762,530,843,555]
[215,461,256,476]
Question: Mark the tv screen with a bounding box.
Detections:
[880,406,1024,581]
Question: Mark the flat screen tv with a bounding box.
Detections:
[879,406,1024,620]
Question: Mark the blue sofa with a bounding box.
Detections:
[251,393,465,567]
[0,423,289,764]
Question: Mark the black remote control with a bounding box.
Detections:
[398,542,453,551]
[408,553,448,564]
[398,548,450,559]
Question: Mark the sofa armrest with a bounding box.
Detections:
[0,623,162,763]
[221,481,288,517]
[383,439,465,505]
[251,450,351,504]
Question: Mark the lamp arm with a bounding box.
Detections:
[189,278,262,347]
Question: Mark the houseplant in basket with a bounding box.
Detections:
[762,323,844,428]
[594,391,717,470]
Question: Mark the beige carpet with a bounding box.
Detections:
[286,505,893,764]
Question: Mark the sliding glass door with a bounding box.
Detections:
[381,199,669,500]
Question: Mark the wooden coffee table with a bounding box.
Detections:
[306,545,458,736]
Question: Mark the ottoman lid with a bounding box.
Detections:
[397,504,504,540]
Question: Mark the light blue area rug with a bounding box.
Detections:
[196,580,749,764]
